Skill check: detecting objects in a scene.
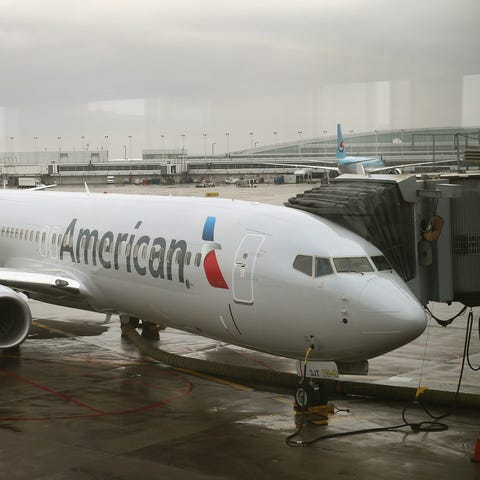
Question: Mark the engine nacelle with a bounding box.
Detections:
[0,285,32,349]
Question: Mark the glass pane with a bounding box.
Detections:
[333,257,373,273]
[371,255,392,271]
[293,255,313,276]
[314,257,333,277]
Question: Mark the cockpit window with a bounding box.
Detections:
[294,256,334,277]
[293,255,313,276]
[315,257,333,277]
[371,255,392,271]
[333,257,373,273]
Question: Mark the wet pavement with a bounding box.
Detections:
[0,184,479,479]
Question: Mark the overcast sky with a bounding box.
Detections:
[0,0,479,156]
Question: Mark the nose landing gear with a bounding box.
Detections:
[294,379,334,425]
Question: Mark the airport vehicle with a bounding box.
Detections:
[0,189,426,369]
[17,177,39,189]
[224,177,240,185]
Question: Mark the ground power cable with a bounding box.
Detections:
[286,307,480,447]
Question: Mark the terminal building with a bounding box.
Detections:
[1,126,479,186]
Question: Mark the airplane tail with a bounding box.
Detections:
[336,123,346,160]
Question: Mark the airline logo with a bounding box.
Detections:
[337,140,344,153]
[202,216,229,289]
[58,216,229,289]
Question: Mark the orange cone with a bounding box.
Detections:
[472,438,480,463]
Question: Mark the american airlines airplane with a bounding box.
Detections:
[0,189,426,368]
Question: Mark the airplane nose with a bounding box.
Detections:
[358,276,427,343]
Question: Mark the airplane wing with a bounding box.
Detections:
[0,267,92,309]
[28,183,57,191]
[264,162,340,173]
[370,158,458,173]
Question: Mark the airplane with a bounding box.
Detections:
[269,123,455,175]
[335,123,387,174]
[0,189,426,374]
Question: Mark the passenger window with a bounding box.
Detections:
[371,255,392,271]
[175,250,182,264]
[333,257,374,273]
[35,231,40,242]
[167,249,173,262]
[30,231,34,242]
[185,251,192,265]
[315,257,333,277]
[194,253,202,267]
[52,233,57,245]
[293,255,313,276]
[142,245,148,259]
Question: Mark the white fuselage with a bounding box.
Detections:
[0,190,426,361]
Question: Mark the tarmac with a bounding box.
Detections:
[1,183,480,480]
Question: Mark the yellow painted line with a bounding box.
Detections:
[32,320,76,338]
[174,367,254,391]
[274,396,294,406]
[63,356,152,367]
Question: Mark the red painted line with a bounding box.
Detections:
[0,369,105,415]
[0,368,193,421]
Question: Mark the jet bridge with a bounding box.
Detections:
[286,173,480,307]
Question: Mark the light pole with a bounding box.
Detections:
[374,129,379,157]
[298,130,303,159]
[249,132,254,149]
[181,134,186,171]
[273,131,278,158]
[128,135,132,159]
[323,130,328,158]
[9,137,14,164]
[225,132,230,158]
[160,134,165,151]
[33,136,38,163]
[401,129,405,159]
[211,142,216,156]
[123,145,127,161]
[203,133,207,161]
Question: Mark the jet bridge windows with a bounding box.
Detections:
[293,255,334,278]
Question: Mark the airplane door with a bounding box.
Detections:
[233,234,265,304]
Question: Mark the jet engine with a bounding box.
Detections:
[0,285,32,349]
